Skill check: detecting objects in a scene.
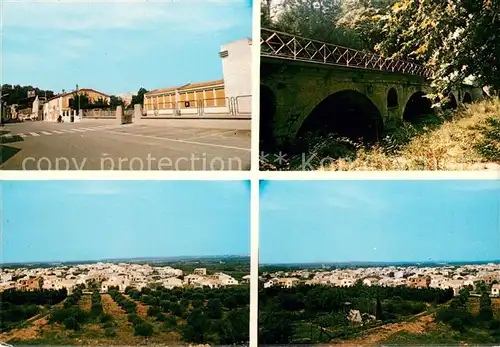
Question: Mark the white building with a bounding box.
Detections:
[492,284,500,297]
[162,277,183,290]
[220,38,252,109]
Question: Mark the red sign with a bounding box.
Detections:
[184,101,190,108]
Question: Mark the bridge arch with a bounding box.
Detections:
[403,91,434,123]
[463,92,472,104]
[297,89,383,143]
[387,88,398,109]
[443,92,458,110]
[260,84,277,150]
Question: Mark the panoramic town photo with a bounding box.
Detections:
[1,0,252,170]
[0,180,250,345]
[259,179,500,344]
[259,0,500,171]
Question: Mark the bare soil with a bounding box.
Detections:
[0,316,48,341]
[334,313,437,346]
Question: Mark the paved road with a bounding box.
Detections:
[0,120,251,170]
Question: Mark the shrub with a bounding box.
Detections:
[127,313,142,325]
[147,306,160,317]
[99,313,113,323]
[104,327,116,337]
[63,317,80,331]
[134,322,154,337]
[156,312,166,322]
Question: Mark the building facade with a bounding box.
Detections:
[43,88,110,122]
[143,38,252,117]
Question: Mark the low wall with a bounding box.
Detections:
[82,109,116,119]
[137,118,251,130]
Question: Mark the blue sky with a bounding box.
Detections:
[2,0,252,95]
[260,180,500,264]
[2,180,250,263]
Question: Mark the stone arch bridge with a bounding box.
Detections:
[260,29,482,148]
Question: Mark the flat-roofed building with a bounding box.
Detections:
[143,38,251,117]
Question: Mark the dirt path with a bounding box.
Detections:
[0,316,48,342]
[123,294,151,320]
[102,294,129,324]
[335,313,436,346]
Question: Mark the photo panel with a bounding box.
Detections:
[259,179,500,344]
[1,180,251,345]
[1,0,252,171]
[259,1,499,171]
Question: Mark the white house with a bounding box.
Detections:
[492,284,500,297]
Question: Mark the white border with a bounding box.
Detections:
[2,1,500,347]
[0,171,250,180]
[249,1,261,346]
[259,171,500,180]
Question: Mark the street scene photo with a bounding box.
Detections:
[259,179,500,344]
[260,0,500,171]
[1,1,252,170]
[1,180,250,345]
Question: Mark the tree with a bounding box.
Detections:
[259,310,294,344]
[182,308,211,343]
[206,298,222,319]
[130,88,149,108]
[479,291,493,321]
[69,93,91,111]
[377,0,500,99]
[376,296,383,320]
[63,316,80,331]
[270,0,367,49]
[92,97,109,109]
[109,95,124,109]
[134,322,154,337]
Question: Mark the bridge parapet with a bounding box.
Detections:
[261,28,433,78]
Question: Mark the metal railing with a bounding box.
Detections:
[261,28,433,78]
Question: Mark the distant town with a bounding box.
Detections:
[1,262,250,294]
[260,263,500,297]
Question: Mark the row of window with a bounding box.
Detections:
[144,88,226,110]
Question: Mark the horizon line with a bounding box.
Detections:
[2,254,250,266]
[259,259,500,267]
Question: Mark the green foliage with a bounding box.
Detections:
[377,1,500,96]
[62,317,80,331]
[130,88,149,108]
[476,117,500,161]
[479,291,494,321]
[50,307,89,328]
[127,313,142,325]
[259,284,453,344]
[90,290,103,317]
[147,306,161,317]
[1,288,67,306]
[181,308,211,343]
[108,288,137,314]
[0,84,55,107]
[104,327,116,337]
[133,322,154,337]
[109,95,124,110]
[206,298,222,319]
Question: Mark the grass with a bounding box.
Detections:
[382,324,500,345]
[262,97,500,171]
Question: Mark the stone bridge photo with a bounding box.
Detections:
[260,29,483,151]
